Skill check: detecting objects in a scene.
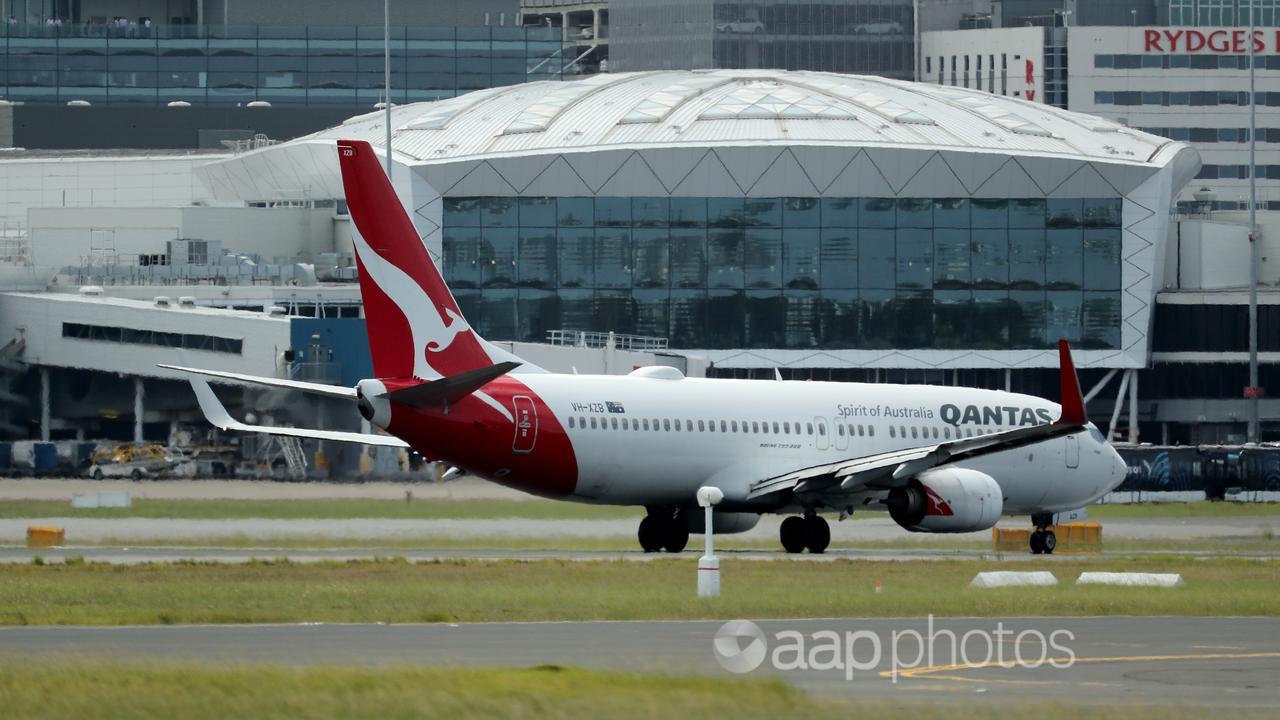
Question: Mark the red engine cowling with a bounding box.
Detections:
[886,468,1003,533]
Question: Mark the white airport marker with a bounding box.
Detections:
[696,486,724,598]
[1076,572,1184,587]
[969,571,1059,588]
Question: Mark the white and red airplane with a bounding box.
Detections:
[166,139,1127,556]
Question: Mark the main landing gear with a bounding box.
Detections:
[638,508,690,553]
[1029,513,1057,555]
[779,512,830,554]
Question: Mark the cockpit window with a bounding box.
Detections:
[1088,424,1106,443]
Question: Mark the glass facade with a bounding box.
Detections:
[1169,0,1280,25]
[711,2,913,77]
[0,24,565,105]
[442,196,1124,351]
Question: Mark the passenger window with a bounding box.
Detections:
[698,420,705,432]
[932,427,938,439]
[783,423,790,434]
[643,419,650,431]
[837,424,844,437]
[818,424,825,436]
[890,426,896,438]
[772,422,780,433]
[741,421,749,433]
[568,417,575,429]
[590,417,598,429]
[611,417,619,430]
[731,421,738,432]
[663,419,671,432]
[721,420,728,432]
[857,425,865,437]
[868,426,875,437]
[944,427,951,439]
[806,423,813,435]
[911,426,917,439]
[900,426,907,438]
[751,421,759,433]
[653,419,660,431]
[686,420,693,432]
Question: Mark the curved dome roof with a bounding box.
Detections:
[306,69,1173,165]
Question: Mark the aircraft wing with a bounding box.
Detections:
[746,420,1084,501]
[188,374,409,448]
[748,339,1089,502]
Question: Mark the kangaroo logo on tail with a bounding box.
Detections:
[427,308,471,353]
[338,140,492,381]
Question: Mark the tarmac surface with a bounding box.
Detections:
[1,617,1276,707]
[2,544,1276,564]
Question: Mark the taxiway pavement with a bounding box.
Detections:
[1,617,1275,707]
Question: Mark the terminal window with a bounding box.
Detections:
[62,322,244,354]
[441,196,1123,351]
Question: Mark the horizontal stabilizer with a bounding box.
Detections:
[187,375,408,448]
[380,361,520,409]
[158,363,356,400]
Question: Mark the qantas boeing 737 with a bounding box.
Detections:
[165,139,1127,556]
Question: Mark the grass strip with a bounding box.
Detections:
[0,556,1275,625]
[3,663,1270,720]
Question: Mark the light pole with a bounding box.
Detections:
[1248,6,1260,442]
[384,0,392,179]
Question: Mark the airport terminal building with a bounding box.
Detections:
[202,69,1198,380]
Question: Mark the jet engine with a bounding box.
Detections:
[683,510,761,535]
[886,468,1003,533]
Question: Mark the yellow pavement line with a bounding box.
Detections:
[883,652,1280,683]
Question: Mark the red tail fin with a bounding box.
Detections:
[337,140,490,380]
[1056,339,1087,425]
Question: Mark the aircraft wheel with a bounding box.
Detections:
[638,515,663,553]
[779,516,807,554]
[1029,529,1045,555]
[1042,530,1057,555]
[804,515,831,554]
[92,468,104,481]
[130,468,143,482]
[661,517,689,553]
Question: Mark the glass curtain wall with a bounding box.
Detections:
[0,24,565,104]
[442,196,1123,351]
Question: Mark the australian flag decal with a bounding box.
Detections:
[606,401,626,414]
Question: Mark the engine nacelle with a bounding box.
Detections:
[886,468,1003,533]
[684,510,761,535]
[355,379,391,429]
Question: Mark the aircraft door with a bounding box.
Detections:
[1065,434,1079,469]
[511,396,537,454]
[834,418,849,451]
[814,417,830,451]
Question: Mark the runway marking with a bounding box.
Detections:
[882,652,1280,684]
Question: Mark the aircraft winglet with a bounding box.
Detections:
[1056,339,1087,426]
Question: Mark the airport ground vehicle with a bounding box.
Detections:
[171,140,1127,555]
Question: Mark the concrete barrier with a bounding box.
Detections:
[970,571,1058,588]
[71,491,132,509]
[1077,572,1184,587]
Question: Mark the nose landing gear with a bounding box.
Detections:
[638,508,690,553]
[1029,513,1057,555]
[779,512,830,554]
